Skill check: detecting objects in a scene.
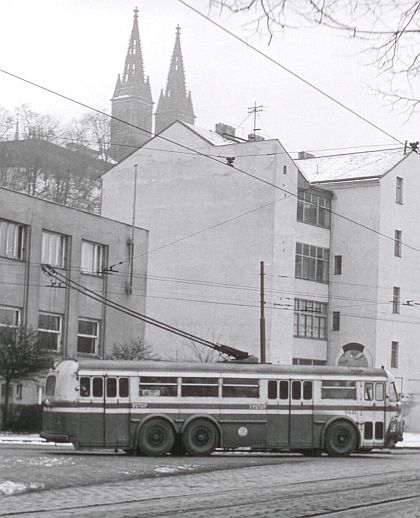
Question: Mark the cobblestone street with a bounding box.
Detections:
[1,445,419,517]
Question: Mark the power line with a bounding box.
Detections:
[178,0,404,145]
[1,68,418,268]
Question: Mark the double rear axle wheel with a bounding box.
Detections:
[137,417,219,457]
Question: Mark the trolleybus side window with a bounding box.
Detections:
[268,380,290,400]
[181,377,218,397]
[292,381,301,400]
[80,377,90,397]
[139,376,177,397]
[375,422,384,440]
[107,378,117,398]
[268,380,277,399]
[365,382,374,401]
[322,380,357,399]
[92,377,103,397]
[222,378,259,398]
[45,375,56,396]
[119,378,129,398]
[280,380,289,399]
[389,382,399,402]
[375,383,384,401]
[303,381,312,400]
[365,421,373,439]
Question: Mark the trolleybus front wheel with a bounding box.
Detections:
[325,420,357,457]
[137,418,175,456]
[182,419,219,456]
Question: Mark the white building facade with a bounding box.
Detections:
[101,123,420,430]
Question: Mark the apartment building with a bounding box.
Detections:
[0,186,148,408]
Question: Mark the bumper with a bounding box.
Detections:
[40,433,70,443]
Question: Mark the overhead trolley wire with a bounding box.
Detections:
[178,0,404,145]
[0,69,418,272]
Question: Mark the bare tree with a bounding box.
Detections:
[110,338,157,361]
[65,111,112,164]
[0,107,13,140]
[210,1,420,115]
[0,326,52,430]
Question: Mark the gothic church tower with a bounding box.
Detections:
[110,8,153,162]
[155,26,195,134]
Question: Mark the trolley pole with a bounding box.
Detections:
[260,261,266,363]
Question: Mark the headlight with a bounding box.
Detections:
[43,398,52,407]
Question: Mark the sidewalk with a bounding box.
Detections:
[1,432,419,447]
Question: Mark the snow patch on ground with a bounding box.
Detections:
[154,464,200,474]
[0,481,45,497]
[396,432,420,448]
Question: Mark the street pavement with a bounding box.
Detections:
[0,444,419,517]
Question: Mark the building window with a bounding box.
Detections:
[396,177,403,204]
[293,299,327,339]
[77,319,99,355]
[81,241,105,275]
[295,242,329,283]
[332,311,340,331]
[391,341,399,368]
[0,219,26,260]
[297,189,331,228]
[394,230,402,257]
[392,287,400,314]
[41,231,66,268]
[16,384,23,400]
[334,255,342,275]
[38,313,62,352]
[0,306,20,342]
[292,358,327,365]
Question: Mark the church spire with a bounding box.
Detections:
[110,7,153,162]
[155,25,195,134]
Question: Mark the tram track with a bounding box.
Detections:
[3,464,419,517]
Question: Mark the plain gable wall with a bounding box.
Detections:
[102,123,298,361]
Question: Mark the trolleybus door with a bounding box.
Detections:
[78,375,105,447]
[103,375,131,447]
[266,379,290,448]
[362,381,386,449]
[289,380,314,448]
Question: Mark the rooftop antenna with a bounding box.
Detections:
[248,101,264,141]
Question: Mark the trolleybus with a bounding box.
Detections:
[41,359,403,456]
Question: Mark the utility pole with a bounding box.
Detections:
[260,261,266,363]
[248,101,264,141]
[128,163,138,295]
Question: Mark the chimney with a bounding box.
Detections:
[248,133,265,142]
[298,151,315,160]
[215,123,238,142]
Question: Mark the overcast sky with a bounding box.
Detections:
[0,0,416,154]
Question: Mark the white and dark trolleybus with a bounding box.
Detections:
[41,358,403,456]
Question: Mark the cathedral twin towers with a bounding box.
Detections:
[110,8,195,162]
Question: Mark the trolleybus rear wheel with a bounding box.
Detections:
[137,418,175,456]
[182,419,219,456]
[325,421,357,457]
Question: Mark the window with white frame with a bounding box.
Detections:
[396,177,403,204]
[392,287,400,314]
[0,306,20,342]
[394,230,402,257]
[391,341,399,368]
[38,313,62,352]
[77,319,100,355]
[293,299,327,339]
[81,240,104,275]
[41,231,66,268]
[295,242,329,283]
[0,219,26,260]
[297,189,331,228]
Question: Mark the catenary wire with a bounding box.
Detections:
[178,0,403,145]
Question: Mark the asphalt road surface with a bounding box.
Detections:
[1,445,419,517]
